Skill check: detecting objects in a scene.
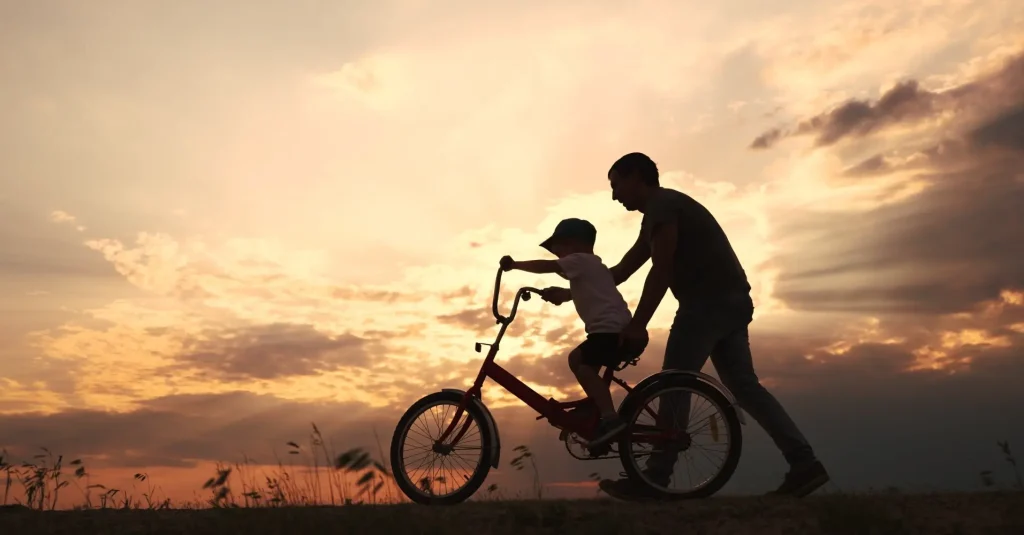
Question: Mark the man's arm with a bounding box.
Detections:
[630,222,677,328]
[609,231,651,285]
[508,259,563,274]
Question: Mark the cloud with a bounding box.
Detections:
[0,391,390,468]
[750,0,1024,113]
[3,309,1023,497]
[170,323,374,382]
[82,233,419,309]
[49,210,85,231]
[971,104,1024,151]
[752,51,1024,150]
[750,128,783,150]
[759,49,1024,315]
[751,80,938,150]
[5,1,1024,501]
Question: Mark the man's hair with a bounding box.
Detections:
[609,152,659,186]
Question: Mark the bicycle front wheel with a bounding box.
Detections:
[617,375,743,499]
[390,390,494,505]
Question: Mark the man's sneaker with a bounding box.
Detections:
[598,469,670,501]
[584,416,627,449]
[767,460,830,497]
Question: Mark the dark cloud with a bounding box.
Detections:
[0,392,391,468]
[170,323,373,381]
[436,308,496,334]
[970,104,1024,151]
[750,127,784,150]
[761,49,1024,314]
[749,80,936,149]
[751,52,1024,150]
[2,323,1023,495]
[840,154,893,177]
[436,290,546,339]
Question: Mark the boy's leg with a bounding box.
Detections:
[571,335,628,447]
[568,349,615,417]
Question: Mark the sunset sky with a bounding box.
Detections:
[2,0,1023,505]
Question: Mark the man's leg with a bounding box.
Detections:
[641,308,720,483]
[600,307,719,499]
[710,321,829,497]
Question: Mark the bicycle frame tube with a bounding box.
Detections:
[436,268,544,445]
[434,268,669,450]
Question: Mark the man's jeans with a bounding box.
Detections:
[645,292,815,479]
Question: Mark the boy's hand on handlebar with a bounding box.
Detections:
[540,286,570,305]
[499,255,516,272]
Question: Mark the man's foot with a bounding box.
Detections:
[767,460,830,497]
[600,478,658,502]
[584,416,627,449]
[598,469,670,501]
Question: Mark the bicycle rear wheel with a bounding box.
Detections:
[390,390,494,505]
[616,375,743,499]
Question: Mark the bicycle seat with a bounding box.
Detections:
[611,340,645,371]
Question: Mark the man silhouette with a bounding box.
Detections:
[542,152,829,499]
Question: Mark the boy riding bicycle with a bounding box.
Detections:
[500,218,647,448]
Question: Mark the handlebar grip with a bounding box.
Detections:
[492,267,504,321]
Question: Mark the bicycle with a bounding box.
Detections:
[389,263,748,505]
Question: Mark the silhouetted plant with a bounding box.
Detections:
[980,470,995,488]
[334,445,391,504]
[510,445,542,499]
[997,440,1023,491]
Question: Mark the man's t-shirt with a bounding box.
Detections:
[556,253,633,334]
[640,187,751,305]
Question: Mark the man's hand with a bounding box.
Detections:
[540,286,571,305]
[619,320,649,349]
[499,255,516,272]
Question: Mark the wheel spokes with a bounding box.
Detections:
[400,401,485,499]
[623,386,732,495]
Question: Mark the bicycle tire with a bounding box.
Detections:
[616,374,743,499]
[390,390,494,505]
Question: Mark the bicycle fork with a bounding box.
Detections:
[434,388,480,452]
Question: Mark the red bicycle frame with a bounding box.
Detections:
[435,267,640,449]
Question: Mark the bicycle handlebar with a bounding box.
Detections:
[492,267,542,325]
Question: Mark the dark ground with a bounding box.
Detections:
[1,492,1022,535]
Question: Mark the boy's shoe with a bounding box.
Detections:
[766,460,830,497]
[556,404,598,441]
[584,416,628,449]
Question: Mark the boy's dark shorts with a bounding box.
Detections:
[578,332,648,368]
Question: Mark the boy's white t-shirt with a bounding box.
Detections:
[555,253,632,334]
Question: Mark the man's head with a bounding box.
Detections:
[539,218,597,258]
[608,152,659,211]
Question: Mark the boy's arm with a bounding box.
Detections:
[609,231,651,285]
[505,258,564,275]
